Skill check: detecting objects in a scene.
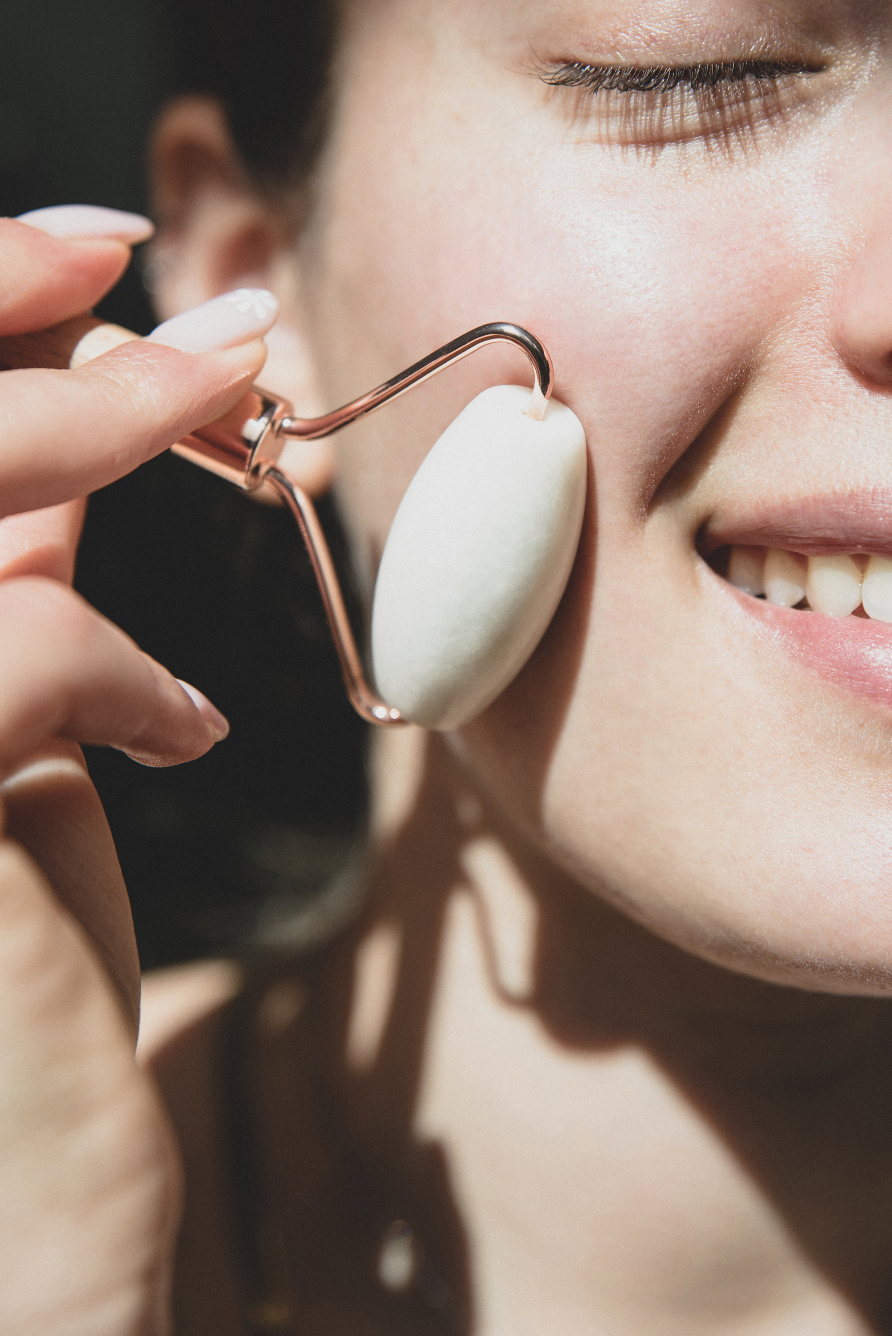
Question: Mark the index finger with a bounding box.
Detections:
[0,336,267,519]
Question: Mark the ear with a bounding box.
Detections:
[149,94,333,495]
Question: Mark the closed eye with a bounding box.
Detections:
[537,57,824,148]
[540,59,819,97]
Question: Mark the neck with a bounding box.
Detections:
[324,731,892,1334]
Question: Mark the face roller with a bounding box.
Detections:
[0,317,587,730]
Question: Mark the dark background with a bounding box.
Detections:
[0,0,368,968]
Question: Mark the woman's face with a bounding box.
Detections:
[297,0,892,990]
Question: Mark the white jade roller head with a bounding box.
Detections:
[371,385,587,730]
[0,318,583,729]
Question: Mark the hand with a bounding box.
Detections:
[0,205,273,1334]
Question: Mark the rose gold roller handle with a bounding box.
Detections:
[0,314,294,491]
[0,315,554,727]
[0,316,554,488]
[0,312,396,723]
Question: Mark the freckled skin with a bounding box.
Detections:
[299,0,892,988]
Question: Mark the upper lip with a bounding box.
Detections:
[698,490,892,558]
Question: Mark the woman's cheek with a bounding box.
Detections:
[318,56,807,525]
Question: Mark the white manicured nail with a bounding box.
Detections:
[805,554,863,617]
[728,546,765,596]
[862,556,892,623]
[146,288,278,352]
[16,204,154,243]
[176,680,229,740]
[764,549,806,608]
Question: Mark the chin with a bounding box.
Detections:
[457,541,892,997]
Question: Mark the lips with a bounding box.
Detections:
[700,493,892,710]
[724,589,892,708]
[700,491,892,559]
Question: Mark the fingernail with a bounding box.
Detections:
[16,204,154,243]
[176,680,230,740]
[146,289,278,353]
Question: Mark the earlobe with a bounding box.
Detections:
[149,94,334,495]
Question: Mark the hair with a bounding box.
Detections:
[75,0,365,970]
[169,0,336,186]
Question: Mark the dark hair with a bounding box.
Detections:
[170,0,336,186]
[75,0,366,970]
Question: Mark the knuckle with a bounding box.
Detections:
[80,347,193,451]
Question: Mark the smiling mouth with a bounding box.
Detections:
[706,543,892,708]
[712,545,892,621]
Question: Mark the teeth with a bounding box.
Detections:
[728,546,765,596]
[862,556,892,623]
[805,554,863,617]
[725,544,892,622]
[764,548,806,607]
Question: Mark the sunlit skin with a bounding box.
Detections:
[293,0,892,987]
[7,1,892,1333]
[127,3,892,1333]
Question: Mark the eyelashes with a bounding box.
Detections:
[538,58,822,146]
[541,59,815,97]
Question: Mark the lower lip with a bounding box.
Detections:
[729,587,892,709]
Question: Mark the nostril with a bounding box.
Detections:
[833,334,892,388]
[830,227,892,388]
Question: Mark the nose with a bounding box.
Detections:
[831,215,892,386]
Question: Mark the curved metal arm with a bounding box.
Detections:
[260,322,554,727]
[180,321,553,726]
[264,466,403,726]
[0,314,554,728]
[276,323,553,441]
